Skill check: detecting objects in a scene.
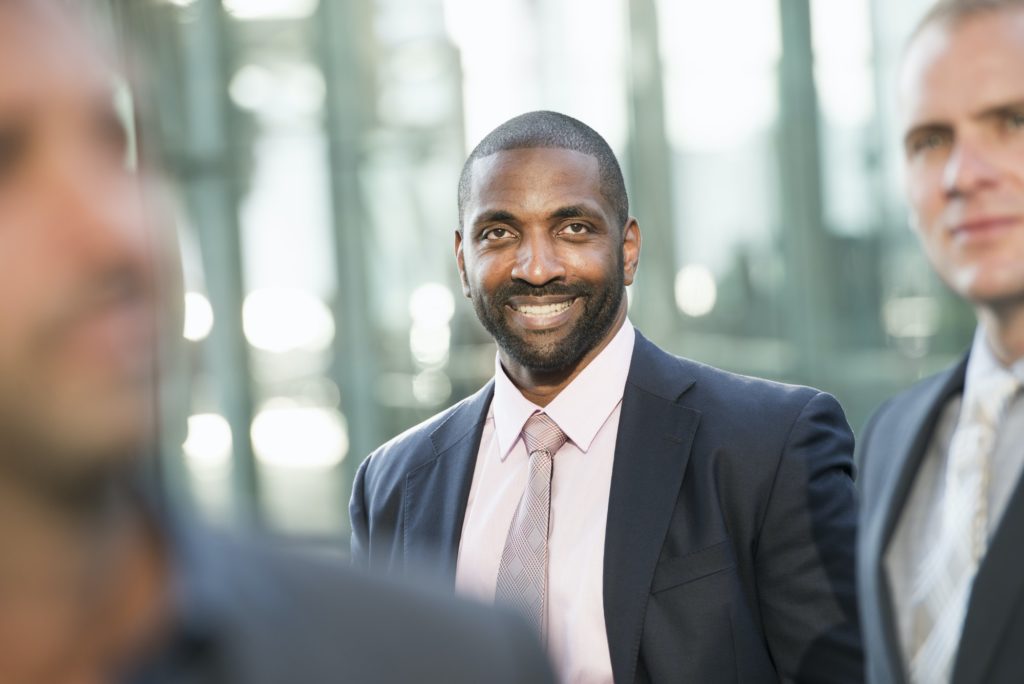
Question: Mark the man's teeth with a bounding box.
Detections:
[516,300,574,316]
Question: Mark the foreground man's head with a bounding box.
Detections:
[0,0,158,496]
[0,6,559,684]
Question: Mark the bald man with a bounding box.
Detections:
[0,3,553,682]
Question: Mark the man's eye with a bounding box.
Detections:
[1003,110,1024,132]
[482,227,512,240]
[562,223,589,235]
[0,127,29,182]
[908,130,950,156]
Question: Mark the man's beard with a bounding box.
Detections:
[470,266,625,374]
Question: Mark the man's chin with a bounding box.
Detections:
[497,333,585,374]
[0,428,145,512]
[31,399,154,475]
[953,268,1024,310]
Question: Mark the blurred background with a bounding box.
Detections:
[82,0,971,542]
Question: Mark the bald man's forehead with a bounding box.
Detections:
[0,1,111,101]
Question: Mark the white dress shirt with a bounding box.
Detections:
[455,321,635,684]
[886,326,1024,673]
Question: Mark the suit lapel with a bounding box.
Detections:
[402,382,494,587]
[862,358,967,683]
[603,333,700,684]
[954,449,1024,683]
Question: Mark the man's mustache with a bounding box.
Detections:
[490,281,593,303]
[34,268,152,352]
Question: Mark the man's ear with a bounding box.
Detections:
[622,218,641,286]
[455,229,471,297]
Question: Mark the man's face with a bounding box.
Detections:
[901,9,1024,309]
[456,147,639,376]
[0,4,158,489]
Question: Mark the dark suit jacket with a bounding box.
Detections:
[857,355,1024,684]
[129,523,555,684]
[351,331,863,683]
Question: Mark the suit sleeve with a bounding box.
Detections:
[349,455,371,568]
[755,391,864,683]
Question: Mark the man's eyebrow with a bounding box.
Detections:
[473,209,516,226]
[976,99,1024,121]
[549,205,589,220]
[903,121,950,148]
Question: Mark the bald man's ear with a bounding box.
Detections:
[455,229,471,297]
[622,218,641,286]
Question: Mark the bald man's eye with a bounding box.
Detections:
[481,227,514,241]
[560,222,591,236]
[0,125,30,183]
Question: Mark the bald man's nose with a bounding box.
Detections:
[510,233,565,285]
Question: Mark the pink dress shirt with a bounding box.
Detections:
[455,320,636,684]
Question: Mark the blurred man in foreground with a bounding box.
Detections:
[857,1,1024,682]
[0,3,554,683]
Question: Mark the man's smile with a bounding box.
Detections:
[505,295,582,329]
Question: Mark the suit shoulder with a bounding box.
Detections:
[857,361,962,475]
[674,354,831,415]
[359,383,491,482]
[862,361,964,446]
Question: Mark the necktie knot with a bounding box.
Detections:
[522,412,567,457]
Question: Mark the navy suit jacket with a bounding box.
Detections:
[129,523,554,684]
[351,332,863,683]
[857,355,1024,684]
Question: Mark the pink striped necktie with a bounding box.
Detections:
[494,412,567,637]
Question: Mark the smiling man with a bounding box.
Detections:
[351,111,863,683]
[857,2,1024,683]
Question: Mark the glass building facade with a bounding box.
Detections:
[85,0,971,541]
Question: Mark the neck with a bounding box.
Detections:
[0,463,168,681]
[978,302,1024,366]
[500,308,627,407]
[0,464,134,597]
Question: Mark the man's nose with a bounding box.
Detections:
[48,148,153,279]
[510,232,566,286]
[942,139,1000,199]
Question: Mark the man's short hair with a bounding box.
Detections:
[911,0,1024,42]
[457,111,629,230]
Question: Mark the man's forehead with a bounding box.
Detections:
[469,148,601,194]
[900,9,1024,120]
[0,3,109,101]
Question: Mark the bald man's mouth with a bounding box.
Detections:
[505,295,583,330]
[37,275,155,367]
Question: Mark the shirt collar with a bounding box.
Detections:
[964,325,1024,407]
[490,320,636,460]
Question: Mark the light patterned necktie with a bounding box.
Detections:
[908,370,1021,683]
[494,412,567,637]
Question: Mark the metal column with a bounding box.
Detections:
[316,0,383,535]
[776,0,834,381]
[625,0,679,344]
[179,0,261,526]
